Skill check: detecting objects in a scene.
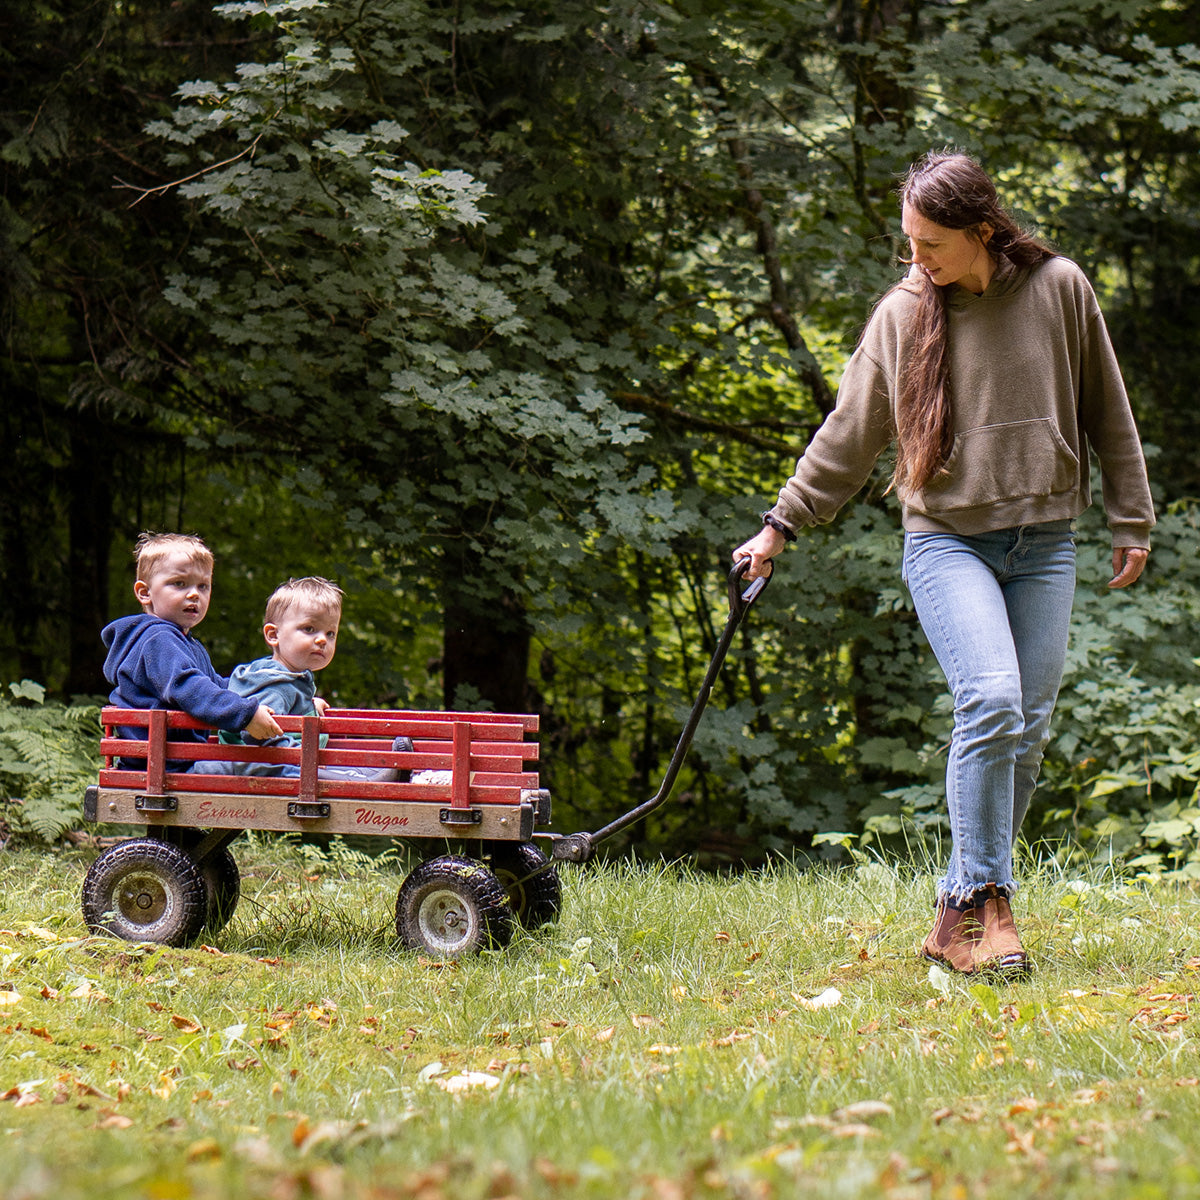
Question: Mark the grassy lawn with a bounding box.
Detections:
[2,836,1199,1199]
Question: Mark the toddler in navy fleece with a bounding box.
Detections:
[102,532,284,769]
[208,575,410,782]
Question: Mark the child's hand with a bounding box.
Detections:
[313,697,330,716]
[247,704,284,740]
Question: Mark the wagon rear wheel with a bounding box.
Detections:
[81,839,208,946]
[487,841,561,930]
[146,828,241,932]
[395,855,514,958]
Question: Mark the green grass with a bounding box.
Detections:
[3,837,1200,1199]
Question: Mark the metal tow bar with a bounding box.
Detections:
[550,558,772,864]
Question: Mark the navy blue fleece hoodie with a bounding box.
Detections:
[101,614,260,765]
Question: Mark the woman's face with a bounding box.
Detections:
[902,202,994,293]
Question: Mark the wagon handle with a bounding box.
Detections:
[551,558,772,864]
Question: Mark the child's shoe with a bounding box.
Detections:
[371,736,414,783]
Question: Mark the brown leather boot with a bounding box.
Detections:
[970,884,1030,979]
[921,897,979,973]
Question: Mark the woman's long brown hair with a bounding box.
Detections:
[894,153,1055,494]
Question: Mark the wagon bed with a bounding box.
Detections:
[80,705,559,956]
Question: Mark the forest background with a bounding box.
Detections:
[3,0,1200,871]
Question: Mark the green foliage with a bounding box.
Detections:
[7,0,1200,864]
[0,683,99,846]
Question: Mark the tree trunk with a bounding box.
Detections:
[65,410,114,697]
[440,547,531,713]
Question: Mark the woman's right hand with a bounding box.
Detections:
[732,525,786,581]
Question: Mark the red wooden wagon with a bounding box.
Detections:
[82,706,558,957]
[80,564,768,957]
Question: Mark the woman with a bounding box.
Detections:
[734,151,1154,978]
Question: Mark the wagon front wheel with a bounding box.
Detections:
[81,838,208,946]
[395,855,514,958]
[487,841,561,930]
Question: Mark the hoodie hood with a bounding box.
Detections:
[102,614,186,684]
[227,656,316,706]
[947,254,1037,310]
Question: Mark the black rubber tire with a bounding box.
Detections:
[197,848,241,932]
[395,855,515,958]
[487,841,562,930]
[81,839,208,946]
[146,828,241,931]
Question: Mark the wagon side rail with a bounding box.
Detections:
[98,706,538,795]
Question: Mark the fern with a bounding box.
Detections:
[0,683,100,846]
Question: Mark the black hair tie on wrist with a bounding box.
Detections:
[760,512,797,543]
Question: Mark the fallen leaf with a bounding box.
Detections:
[171,1015,201,1033]
[186,1137,222,1161]
[594,1027,615,1043]
[712,1031,753,1047]
[833,1100,892,1121]
[0,991,20,1007]
[646,1044,681,1056]
[794,987,842,1010]
[831,1123,878,1139]
[95,1111,133,1128]
[432,1072,501,1093]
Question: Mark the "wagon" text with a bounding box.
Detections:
[354,808,410,830]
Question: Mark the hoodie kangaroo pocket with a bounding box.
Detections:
[917,418,1079,514]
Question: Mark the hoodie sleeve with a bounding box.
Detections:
[1076,290,1155,549]
[140,627,261,732]
[769,304,900,532]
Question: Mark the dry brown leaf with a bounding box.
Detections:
[95,1111,133,1128]
[170,1015,201,1033]
[833,1100,892,1121]
[712,1031,752,1047]
[594,1026,615,1043]
[291,1116,312,1147]
[831,1123,879,1139]
[186,1137,222,1161]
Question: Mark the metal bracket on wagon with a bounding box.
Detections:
[549,832,597,864]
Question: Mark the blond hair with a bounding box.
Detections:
[134,532,213,582]
[264,577,345,627]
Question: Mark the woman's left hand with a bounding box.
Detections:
[1109,547,1148,589]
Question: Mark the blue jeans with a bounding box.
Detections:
[902,520,1077,902]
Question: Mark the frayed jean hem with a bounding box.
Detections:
[937,879,1017,905]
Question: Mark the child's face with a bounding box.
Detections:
[264,603,340,675]
[133,552,212,633]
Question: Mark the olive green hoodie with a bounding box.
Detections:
[769,256,1154,548]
